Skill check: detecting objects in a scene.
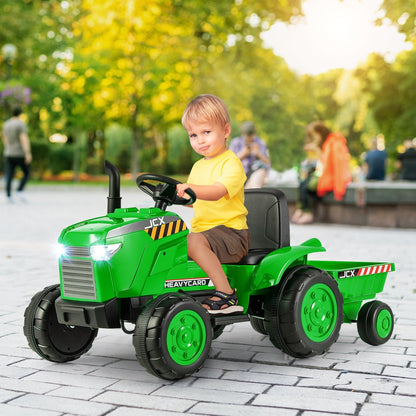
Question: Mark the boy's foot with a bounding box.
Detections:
[202,290,243,315]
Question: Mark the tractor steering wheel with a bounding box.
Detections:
[136,173,196,210]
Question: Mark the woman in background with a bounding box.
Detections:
[292,121,351,225]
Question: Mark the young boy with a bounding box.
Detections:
[176,94,250,314]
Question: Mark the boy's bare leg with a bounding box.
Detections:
[187,232,233,299]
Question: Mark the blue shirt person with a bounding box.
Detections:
[364,137,387,180]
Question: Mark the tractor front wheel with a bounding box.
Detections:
[23,285,98,362]
[133,293,212,380]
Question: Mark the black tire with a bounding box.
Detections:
[249,316,268,335]
[23,285,98,362]
[133,293,212,380]
[265,267,343,358]
[357,300,394,346]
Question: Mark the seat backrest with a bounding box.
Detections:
[244,188,290,251]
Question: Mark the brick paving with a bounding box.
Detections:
[1,184,415,416]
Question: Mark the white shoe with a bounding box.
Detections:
[296,212,314,224]
[291,209,304,223]
[16,191,27,203]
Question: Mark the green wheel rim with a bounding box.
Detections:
[376,309,393,339]
[301,283,338,342]
[166,310,206,366]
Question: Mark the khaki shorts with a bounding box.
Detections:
[201,225,250,264]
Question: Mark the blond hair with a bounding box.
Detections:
[182,94,230,129]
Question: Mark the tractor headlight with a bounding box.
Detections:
[90,243,121,261]
[56,243,67,258]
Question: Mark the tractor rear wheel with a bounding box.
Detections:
[23,285,98,362]
[265,267,343,358]
[133,293,212,380]
[357,300,394,346]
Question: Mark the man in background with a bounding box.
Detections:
[364,136,387,180]
[229,121,270,188]
[2,106,32,202]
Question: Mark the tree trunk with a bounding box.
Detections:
[130,102,140,179]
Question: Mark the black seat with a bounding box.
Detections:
[238,188,290,265]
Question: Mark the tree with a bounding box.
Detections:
[65,0,303,176]
[0,0,81,140]
[380,0,416,42]
[362,1,416,152]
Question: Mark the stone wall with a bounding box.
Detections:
[268,181,416,228]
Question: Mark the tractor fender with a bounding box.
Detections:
[250,238,326,291]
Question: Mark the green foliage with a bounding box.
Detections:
[28,142,76,178]
[30,140,50,179]
[381,0,416,41]
[166,124,198,174]
[1,0,415,178]
[355,49,416,156]
[0,0,80,140]
[104,123,132,173]
[49,144,74,174]
[63,0,304,176]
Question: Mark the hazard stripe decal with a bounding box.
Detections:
[145,219,187,240]
[167,221,174,235]
[356,264,392,276]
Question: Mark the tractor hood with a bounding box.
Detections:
[58,206,184,247]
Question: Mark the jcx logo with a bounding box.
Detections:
[338,269,357,278]
[145,218,187,240]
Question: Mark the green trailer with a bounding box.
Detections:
[24,161,395,380]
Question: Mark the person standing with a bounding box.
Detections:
[2,106,32,202]
[229,121,270,188]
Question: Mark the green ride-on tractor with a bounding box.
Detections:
[24,161,395,380]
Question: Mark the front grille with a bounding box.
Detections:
[65,246,90,257]
[61,258,97,300]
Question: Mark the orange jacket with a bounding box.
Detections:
[317,132,351,201]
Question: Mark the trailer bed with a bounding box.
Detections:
[308,260,394,322]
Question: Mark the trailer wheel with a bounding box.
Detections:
[133,293,212,380]
[357,301,394,346]
[23,285,98,362]
[266,267,343,358]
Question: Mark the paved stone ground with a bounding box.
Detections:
[1,185,415,416]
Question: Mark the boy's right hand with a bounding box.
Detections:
[176,183,191,198]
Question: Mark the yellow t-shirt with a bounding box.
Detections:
[188,149,248,233]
